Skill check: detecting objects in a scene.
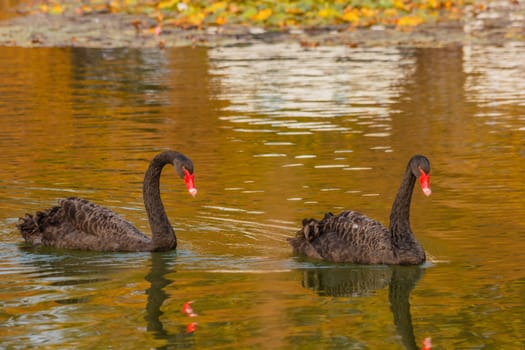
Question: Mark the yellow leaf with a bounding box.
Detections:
[393,0,408,11]
[342,9,359,23]
[187,12,205,26]
[360,8,377,18]
[108,0,120,13]
[158,0,178,10]
[252,8,272,21]
[318,7,338,19]
[427,0,440,9]
[49,4,63,14]
[397,15,424,27]
[80,4,92,13]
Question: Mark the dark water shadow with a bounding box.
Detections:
[302,265,424,350]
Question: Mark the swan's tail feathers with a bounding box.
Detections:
[300,218,322,242]
[297,212,335,242]
[287,217,327,260]
[17,206,60,246]
[17,213,40,244]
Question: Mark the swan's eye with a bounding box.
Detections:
[183,168,197,197]
[418,168,431,196]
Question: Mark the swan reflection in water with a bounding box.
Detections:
[301,265,425,350]
[144,252,197,348]
[15,248,195,349]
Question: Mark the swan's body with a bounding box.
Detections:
[289,155,431,265]
[17,150,196,252]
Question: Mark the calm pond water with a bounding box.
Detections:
[0,43,524,349]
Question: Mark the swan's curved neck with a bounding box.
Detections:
[143,151,178,251]
[389,164,416,241]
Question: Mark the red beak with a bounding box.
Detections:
[183,168,197,197]
[419,168,431,196]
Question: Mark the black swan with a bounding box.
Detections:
[289,155,431,265]
[17,150,197,252]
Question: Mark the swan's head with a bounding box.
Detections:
[410,155,431,197]
[173,155,197,197]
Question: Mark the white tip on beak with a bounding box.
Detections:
[422,187,432,197]
[189,188,197,197]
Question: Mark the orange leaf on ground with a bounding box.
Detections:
[342,9,359,24]
[252,8,272,22]
[216,16,227,25]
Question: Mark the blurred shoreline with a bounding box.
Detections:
[0,1,523,48]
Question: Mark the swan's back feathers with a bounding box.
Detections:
[18,197,151,251]
[60,198,142,238]
[290,211,395,264]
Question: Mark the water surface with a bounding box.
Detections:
[0,44,524,349]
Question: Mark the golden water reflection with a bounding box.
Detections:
[0,44,524,349]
